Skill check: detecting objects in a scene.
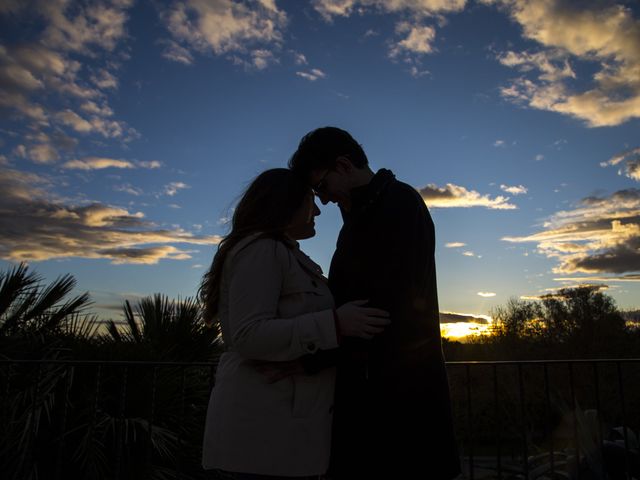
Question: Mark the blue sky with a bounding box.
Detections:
[1,0,639,336]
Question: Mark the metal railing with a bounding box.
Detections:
[2,358,639,479]
[446,359,640,479]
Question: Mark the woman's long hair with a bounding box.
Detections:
[199,168,310,326]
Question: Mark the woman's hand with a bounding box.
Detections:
[335,300,390,340]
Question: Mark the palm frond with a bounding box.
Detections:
[106,320,123,342]
[62,313,101,339]
[123,300,142,343]
[0,263,39,318]
[40,291,92,332]
[25,274,77,322]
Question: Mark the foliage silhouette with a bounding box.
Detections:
[0,264,221,479]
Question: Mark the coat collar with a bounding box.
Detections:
[235,233,327,283]
[287,240,328,283]
[348,168,395,215]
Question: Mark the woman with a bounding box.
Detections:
[199,168,389,479]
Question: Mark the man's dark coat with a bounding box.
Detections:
[303,169,460,479]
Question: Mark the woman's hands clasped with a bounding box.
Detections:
[335,299,390,340]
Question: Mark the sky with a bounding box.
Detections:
[1,0,639,340]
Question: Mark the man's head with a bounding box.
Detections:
[288,127,370,208]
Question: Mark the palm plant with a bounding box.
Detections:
[105,293,221,361]
[0,264,222,479]
[0,262,91,340]
[0,263,94,479]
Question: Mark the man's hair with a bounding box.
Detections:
[288,126,368,180]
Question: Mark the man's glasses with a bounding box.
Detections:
[312,170,330,195]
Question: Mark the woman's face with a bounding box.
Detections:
[286,191,321,240]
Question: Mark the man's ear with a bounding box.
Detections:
[334,155,352,173]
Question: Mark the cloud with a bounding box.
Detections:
[494,139,505,147]
[161,39,194,65]
[0,167,220,264]
[53,108,135,139]
[409,66,430,78]
[312,0,467,21]
[439,311,493,340]
[521,284,610,301]
[419,183,517,209]
[439,312,491,324]
[138,160,162,169]
[0,90,48,123]
[28,143,60,164]
[601,147,640,181]
[312,1,466,69]
[162,0,287,67]
[55,109,94,133]
[81,100,114,117]
[488,0,640,127]
[62,157,163,170]
[292,51,307,65]
[535,154,544,161]
[249,49,277,70]
[164,181,189,196]
[0,2,138,164]
[114,183,143,196]
[62,157,134,170]
[296,68,327,81]
[497,49,575,82]
[90,69,118,89]
[463,251,477,257]
[389,23,436,58]
[500,184,528,195]
[503,188,640,277]
[554,274,640,283]
[445,242,466,248]
[40,0,133,54]
[477,292,497,297]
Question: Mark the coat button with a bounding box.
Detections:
[311,280,318,287]
[307,342,316,352]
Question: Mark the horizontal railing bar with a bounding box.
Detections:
[0,359,220,367]
[446,358,640,365]
[2,357,640,367]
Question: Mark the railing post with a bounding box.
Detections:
[176,365,187,479]
[568,362,580,474]
[54,364,73,480]
[114,365,129,480]
[616,361,631,480]
[146,366,158,473]
[518,363,529,478]
[465,363,474,480]
[493,364,502,480]
[543,362,555,476]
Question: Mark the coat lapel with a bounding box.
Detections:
[288,245,328,284]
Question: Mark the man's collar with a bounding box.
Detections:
[348,168,395,213]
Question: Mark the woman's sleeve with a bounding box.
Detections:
[227,239,339,361]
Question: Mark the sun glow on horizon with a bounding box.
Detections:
[440,312,494,342]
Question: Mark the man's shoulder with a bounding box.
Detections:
[384,177,426,209]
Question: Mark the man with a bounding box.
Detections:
[288,127,461,479]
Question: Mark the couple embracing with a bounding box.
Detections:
[199,127,461,480]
